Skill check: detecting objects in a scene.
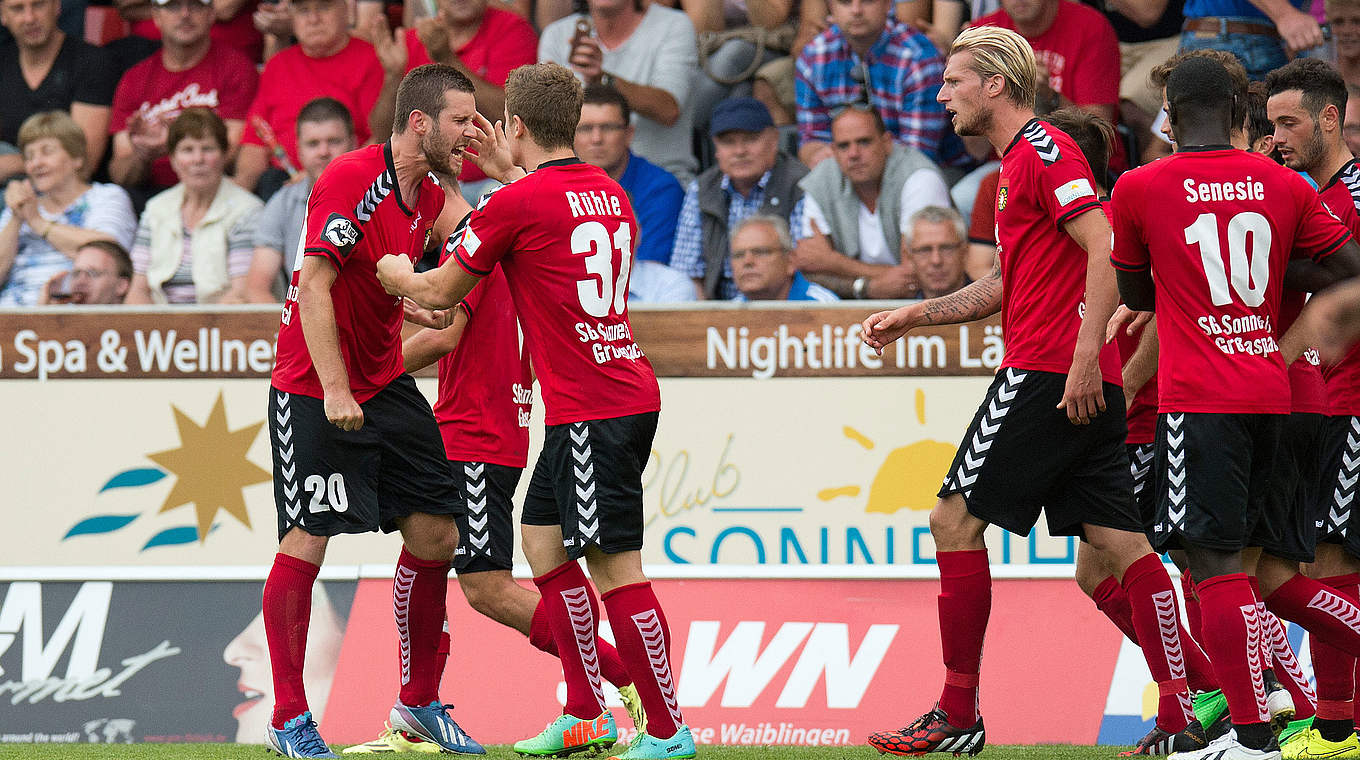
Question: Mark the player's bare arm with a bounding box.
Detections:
[298,256,365,431]
[403,297,459,330]
[860,259,1002,355]
[377,251,483,310]
[1296,276,1360,359]
[1120,316,1158,407]
[402,306,470,372]
[1285,238,1360,293]
[1057,209,1118,425]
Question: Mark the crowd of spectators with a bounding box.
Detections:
[0,0,1352,306]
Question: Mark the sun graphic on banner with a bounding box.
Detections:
[147,391,271,541]
[817,388,957,514]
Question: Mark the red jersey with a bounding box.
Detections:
[1319,162,1360,416]
[132,4,263,64]
[995,119,1121,384]
[242,38,384,170]
[1110,148,1350,414]
[272,143,443,402]
[435,265,533,467]
[450,158,661,425]
[976,2,1119,111]
[110,42,258,189]
[1115,322,1158,444]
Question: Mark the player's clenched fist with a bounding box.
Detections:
[376,254,414,296]
[861,306,919,355]
[324,392,365,431]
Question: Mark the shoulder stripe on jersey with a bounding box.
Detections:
[453,245,493,277]
[303,245,343,270]
[353,167,396,223]
[1316,231,1353,261]
[1023,121,1062,165]
[1341,162,1360,211]
[1055,199,1101,226]
[1110,255,1150,272]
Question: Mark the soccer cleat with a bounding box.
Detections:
[608,725,697,760]
[1168,730,1281,760]
[341,724,441,754]
[390,701,485,755]
[1194,691,1231,740]
[1277,717,1314,747]
[1264,672,1297,735]
[618,683,647,735]
[1172,720,1211,753]
[1280,728,1360,760]
[266,712,339,758]
[514,712,618,757]
[867,707,986,756]
[1120,726,1176,756]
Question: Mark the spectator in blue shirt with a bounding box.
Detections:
[575,83,685,266]
[731,213,838,302]
[1180,0,1323,80]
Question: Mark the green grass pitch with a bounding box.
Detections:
[0,745,1134,759]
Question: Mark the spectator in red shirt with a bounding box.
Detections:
[974,0,1120,125]
[235,0,383,194]
[108,0,259,198]
[117,0,264,63]
[368,0,536,197]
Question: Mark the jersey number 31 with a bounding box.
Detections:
[573,220,633,318]
[1183,211,1271,307]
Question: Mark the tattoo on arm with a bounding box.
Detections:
[918,261,1003,326]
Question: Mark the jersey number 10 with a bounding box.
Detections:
[573,220,634,318]
[1182,211,1271,308]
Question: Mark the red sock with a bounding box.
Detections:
[1263,608,1316,719]
[936,549,991,729]
[601,582,684,740]
[434,621,450,680]
[1182,571,1206,646]
[1313,574,1360,721]
[529,598,633,688]
[394,548,451,707]
[1248,578,1274,677]
[1267,573,1360,658]
[1092,576,1139,644]
[264,552,319,729]
[1123,554,1194,732]
[534,562,607,720]
[1197,573,1271,726]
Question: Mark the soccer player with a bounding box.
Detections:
[345,205,647,755]
[263,63,485,759]
[1110,55,1359,760]
[859,27,1197,756]
[377,62,695,760]
[1267,57,1360,758]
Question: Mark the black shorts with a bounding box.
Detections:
[1128,442,1157,529]
[450,460,523,574]
[1252,413,1323,563]
[268,375,464,541]
[938,368,1140,538]
[1317,415,1360,558]
[521,411,658,560]
[1149,412,1282,555]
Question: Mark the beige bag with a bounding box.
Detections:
[698,22,798,85]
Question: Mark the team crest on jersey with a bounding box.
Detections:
[322,213,362,257]
[997,181,1009,211]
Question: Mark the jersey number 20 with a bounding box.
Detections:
[1183,211,1271,307]
[573,221,633,318]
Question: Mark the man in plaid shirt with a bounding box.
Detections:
[795,0,959,169]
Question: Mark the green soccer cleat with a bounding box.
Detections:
[514,712,618,757]
[1278,717,1315,747]
[1193,690,1230,739]
[341,724,442,754]
[618,684,647,735]
[608,726,696,760]
[1282,728,1360,760]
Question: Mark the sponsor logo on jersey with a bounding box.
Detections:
[323,213,362,257]
[1054,178,1094,207]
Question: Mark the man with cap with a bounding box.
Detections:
[107,0,258,198]
[671,96,809,300]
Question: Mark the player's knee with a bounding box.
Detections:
[929,498,984,551]
[407,524,460,563]
[459,576,499,617]
[1073,556,1111,598]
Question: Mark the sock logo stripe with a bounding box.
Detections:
[394,565,417,685]
[1307,587,1360,636]
[1241,603,1271,723]
[561,587,607,710]
[631,609,685,728]
[1267,611,1316,704]
[1152,590,1195,725]
[945,369,1026,493]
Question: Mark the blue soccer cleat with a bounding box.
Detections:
[390,701,486,755]
[266,711,339,758]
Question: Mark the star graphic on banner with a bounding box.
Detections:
[147,392,270,542]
